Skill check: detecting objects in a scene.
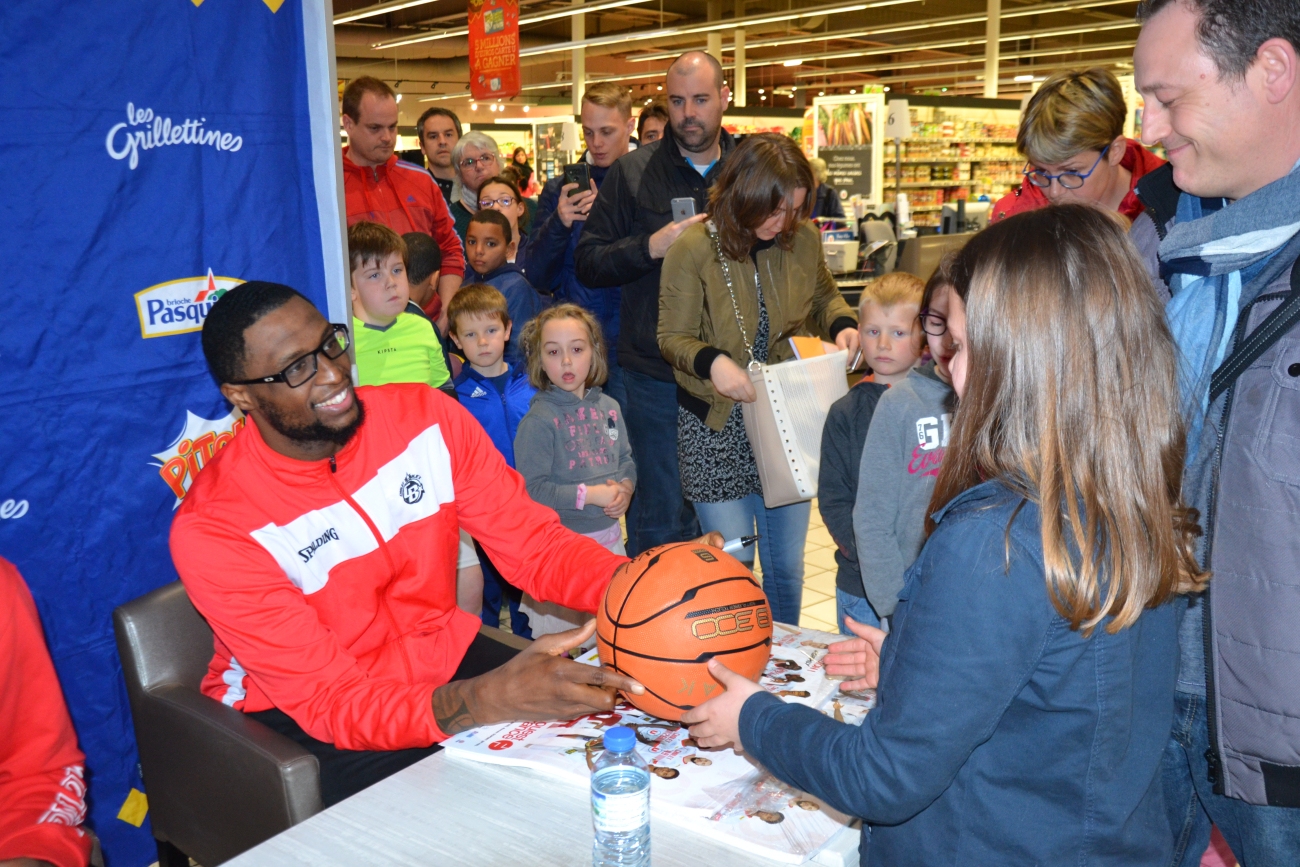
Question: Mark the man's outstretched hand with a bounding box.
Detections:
[431,620,644,736]
[823,616,886,691]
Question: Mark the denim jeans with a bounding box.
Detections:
[835,588,883,635]
[621,369,700,556]
[1164,691,1300,867]
[692,494,810,625]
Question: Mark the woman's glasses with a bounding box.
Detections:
[919,309,947,336]
[479,195,517,209]
[1022,144,1111,190]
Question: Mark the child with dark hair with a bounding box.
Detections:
[400,231,443,319]
[465,209,547,368]
[348,221,452,394]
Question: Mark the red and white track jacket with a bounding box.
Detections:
[170,384,625,751]
[342,148,466,279]
[0,559,91,867]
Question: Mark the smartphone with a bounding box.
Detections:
[563,162,591,196]
[671,197,697,223]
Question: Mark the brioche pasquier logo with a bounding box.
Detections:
[135,269,243,339]
[105,103,243,170]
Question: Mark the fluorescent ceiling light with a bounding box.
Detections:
[371,0,655,49]
[628,0,1134,61]
[1014,74,1035,81]
[335,0,439,25]
[783,59,804,67]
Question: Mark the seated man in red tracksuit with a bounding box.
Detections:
[171,282,662,807]
[0,558,92,867]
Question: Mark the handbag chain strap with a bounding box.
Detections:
[706,221,762,371]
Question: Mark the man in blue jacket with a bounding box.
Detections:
[527,81,636,414]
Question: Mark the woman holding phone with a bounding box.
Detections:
[657,133,859,625]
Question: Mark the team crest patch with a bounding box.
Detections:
[399,473,425,504]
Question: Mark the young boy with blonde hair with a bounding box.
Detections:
[348,221,452,394]
[819,271,927,633]
[447,283,537,637]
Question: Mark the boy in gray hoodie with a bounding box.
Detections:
[852,278,957,626]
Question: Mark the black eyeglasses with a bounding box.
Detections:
[919,309,947,336]
[230,324,350,388]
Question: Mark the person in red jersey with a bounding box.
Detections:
[173,282,701,807]
[0,558,91,867]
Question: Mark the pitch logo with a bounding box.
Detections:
[151,410,247,506]
[135,269,243,338]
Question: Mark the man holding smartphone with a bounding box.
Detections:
[528,82,638,414]
[574,51,734,556]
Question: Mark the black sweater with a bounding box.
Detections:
[818,380,888,596]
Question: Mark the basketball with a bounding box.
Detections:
[597,542,773,721]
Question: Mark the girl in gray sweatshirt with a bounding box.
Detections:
[852,279,958,624]
[514,305,636,634]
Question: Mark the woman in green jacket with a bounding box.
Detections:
[658,133,859,624]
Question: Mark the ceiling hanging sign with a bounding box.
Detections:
[469,0,521,101]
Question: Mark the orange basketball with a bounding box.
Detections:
[597,542,773,721]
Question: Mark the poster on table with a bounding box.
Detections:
[813,93,887,205]
[0,1,347,863]
[469,0,522,101]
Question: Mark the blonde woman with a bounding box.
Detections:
[684,205,1207,866]
[992,67,1166,223]
[658,133,859,625]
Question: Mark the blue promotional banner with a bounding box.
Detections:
[0,2,346,863]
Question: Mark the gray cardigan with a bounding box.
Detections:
[513,386,636,534]
[852,363,955,617]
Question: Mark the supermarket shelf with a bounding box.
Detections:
[910,205,944,212]
[888,138,1017,145]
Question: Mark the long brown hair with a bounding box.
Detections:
[930,204,1207,634]
[708,133,814,261]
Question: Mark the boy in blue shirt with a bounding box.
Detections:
[464,209,546,368]
[447,283,536,637]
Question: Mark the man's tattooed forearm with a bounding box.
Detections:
[433,681,478,735]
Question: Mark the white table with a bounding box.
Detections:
[225,751,860,867]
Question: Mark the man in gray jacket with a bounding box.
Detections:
[1132,1,1300,862]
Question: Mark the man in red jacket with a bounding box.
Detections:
[341,77,465,320]
[0,559,92,867]
[172,282,656,806]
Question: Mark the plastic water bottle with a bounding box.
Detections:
[591,725,650,867]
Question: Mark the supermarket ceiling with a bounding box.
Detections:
[332,0,1143,121]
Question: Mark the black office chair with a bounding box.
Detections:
[113,582,322,866]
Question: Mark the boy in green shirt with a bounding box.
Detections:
[349,221,452,394]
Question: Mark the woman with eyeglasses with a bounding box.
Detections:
[991,67,1165,224]
[477,175,533,270]
[658,133,860,626]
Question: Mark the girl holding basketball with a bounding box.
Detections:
[514,304,636,637]
[683,205,1207,866]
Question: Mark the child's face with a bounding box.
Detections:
[407,269,440,309]
[947,292,968,398]
[540,317,593,397]
[478,182,525,234]
[451,312,511,374]
[350,251,409,326]
[924,283,957,384]
[858,300,921,383]
[465,222,512,276]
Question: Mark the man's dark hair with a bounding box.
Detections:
[342,76,396,122]
[468,207,513,245]
[638,97,670,139]
[416,107,462,139]
[202,282,308,385]
[402,232,443,285]
[1137,0,1300,79]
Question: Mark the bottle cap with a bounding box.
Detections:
[602,725,635,752]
